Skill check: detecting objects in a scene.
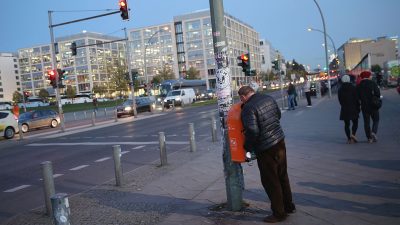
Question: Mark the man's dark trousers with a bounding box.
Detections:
[256,139,294,218]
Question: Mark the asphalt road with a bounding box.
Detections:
[0,103,220,223]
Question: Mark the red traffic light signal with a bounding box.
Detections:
[119,0,129,20]
[47,69,57,88]
[237,53,250,73]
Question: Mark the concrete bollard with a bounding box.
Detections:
[84,111,87,119]
[18,123,24,140]
[51,193,71,225]
[159,132,167,166]
[104,108,107,117]
[112,145,123,186]
[189,123,196,152]
[114,108,118,122]
[172,100,175,110]
[91,111,96,126]
[73,112,76,121]
[41,161,55,216]
[211,118,217,142]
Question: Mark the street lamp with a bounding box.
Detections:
[307,27,337,57]
[143,27,169,95]
[312,0,332,98]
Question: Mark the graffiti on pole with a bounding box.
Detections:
[215,47,232,116]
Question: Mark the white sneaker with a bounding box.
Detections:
[306,105,312,107]
[371,133,378,142]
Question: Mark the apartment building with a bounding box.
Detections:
[0,53,20,102]
[18,32,126,97]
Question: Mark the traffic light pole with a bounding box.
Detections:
[124,28,137,117]
[48,11,65,132]
[278,54,285,110]
[210,0,243,211]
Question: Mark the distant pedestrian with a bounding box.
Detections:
[92,97,98,112]
[304,77,312,107]
[287,83,296,110]
[357,71,381,143]
[239,86,295,223]
[338,75,360,144]
[12,103,20,118]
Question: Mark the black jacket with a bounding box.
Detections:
[241,93,284,154]
[338,83,360,120]
[356,79,380,113]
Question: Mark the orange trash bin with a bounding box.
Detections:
[227,103,246,163]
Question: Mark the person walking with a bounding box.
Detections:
[338,75,360,144]
[304,77,312,107]
[357,71,381,143]
[287,83,296,110]
[239,86,295,223]
[12,103,20,118]
[92,97,98,112]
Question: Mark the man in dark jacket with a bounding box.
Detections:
[239,86,295,223]
[357,71,381,143]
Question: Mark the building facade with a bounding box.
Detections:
[338,36,398,72]
[18,32,126,97]
[260,39,275,73]
[0,53,20,102]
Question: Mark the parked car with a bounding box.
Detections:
[0,111,19,139]
[199,89,216,100]
[0,102,12,110]
[117,97,155,118]
[310,81,328,96]
[163,88,196,108]
[18,109,60,133]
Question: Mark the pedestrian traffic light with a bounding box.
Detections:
[119,0,129,20]
[70,42,77,56]
[47,69,57,88]
[237,53,250,75]
[57,69,66,88]
[272,60,279,71]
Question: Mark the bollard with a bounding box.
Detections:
[189,123,196,152]
[91,111,96,126]
[84,111,87,119]
[18,123,24,140]
[51,193,71,225]
[114,108,118,122]
[211,118,217,142]
[159,132,167,166]
[112,145,123,186]
[41,161,55,216]
[104,108,107,117]
[73,112,76,121]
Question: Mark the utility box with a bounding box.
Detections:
[227,103,246,163]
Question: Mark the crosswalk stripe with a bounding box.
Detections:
[69,165,89,171]
[95,157,111,162]
[4,185,31,193]
[132,145,145,149]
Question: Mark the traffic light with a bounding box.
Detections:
[237,53,250,75]
[71,42,77,56]
[119,0,129,20]
[57,69,66,88]
[47,69,57,88]
[272,60,279,71]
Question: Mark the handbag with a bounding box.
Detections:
[371,91,382,109]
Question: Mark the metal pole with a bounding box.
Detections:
[114,108,118,122]
[112,145,123,186]
[48,11,65,132]
[159,132,167,166]
[104,108,107,117]
[41,161,55,216]
[91,111,95,126]
[51,193,71,225]
[313,0,332,98]
[189,123,196,152]
[211,117,217,142]
[210,0,243,211]
[124,28,137,117]
[278,53,284,110]
[18,123,24,140]
[73,112,76,121]
[84,111,87,119]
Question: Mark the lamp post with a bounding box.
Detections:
[307,27,337,57]
[312,0,332,98]
[143,27,169,96]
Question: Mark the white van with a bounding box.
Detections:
[163,88,196,108]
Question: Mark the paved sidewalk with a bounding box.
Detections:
[3,88,400,225]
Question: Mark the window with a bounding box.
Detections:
[185,20,201,31]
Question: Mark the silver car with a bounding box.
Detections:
[19,109,60,133]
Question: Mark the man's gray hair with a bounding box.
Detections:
[238,86,255,96]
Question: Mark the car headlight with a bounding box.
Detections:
[176,97,181,101]
[157,98,161,102]
[125,106,132,111]
[201,93,205,97]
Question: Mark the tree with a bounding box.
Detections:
[371,64,382,74]
[12,91,23,103]
[66,86,76,103]
[152,65,175,84]
[92,85,108,97]
[108,63,129,98]
[186,67,200,80]
[38,89,49,102]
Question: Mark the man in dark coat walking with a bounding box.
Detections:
[338,75,360,144]
[239,86,295,223]
[357,71,381,143]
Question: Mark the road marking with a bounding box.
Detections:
[69,165,89,171]
[4,185,31,193]
[27,141,188,146]
[121,151,130,155]
[199,134,208,137]
[39,173,63,181]
[123,136,133,138]
[132,145,145,149]
[95,137,105,139]
[167,134,178,137]
[108,136,119,138]
[95,157,111,162]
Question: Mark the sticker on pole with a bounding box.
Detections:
[227,103,246,163]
